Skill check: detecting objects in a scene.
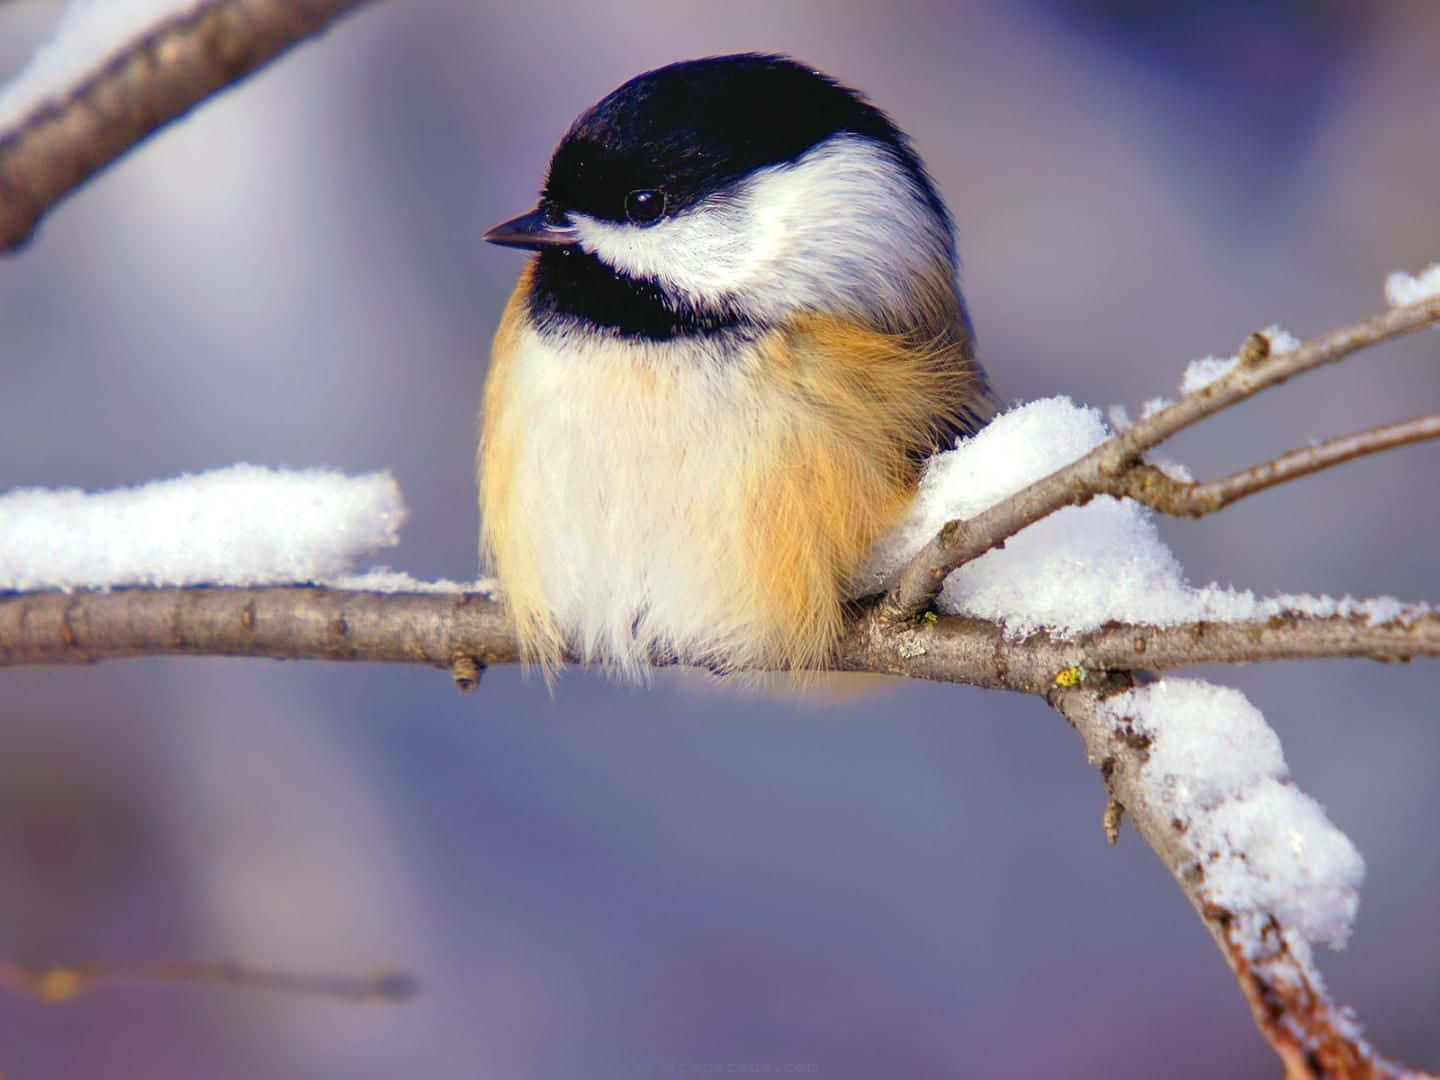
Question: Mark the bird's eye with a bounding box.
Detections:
[625,189,665,225]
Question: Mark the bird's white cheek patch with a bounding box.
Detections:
[571,201,777,300]
[566,135,954,325]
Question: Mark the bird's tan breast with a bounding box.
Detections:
[479,273,981,676]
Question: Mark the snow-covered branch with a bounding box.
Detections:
[1054,686,1423,1080]
[880,301,1440,622]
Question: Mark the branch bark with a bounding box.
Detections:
[0,0,374,251]
[0,586,519,673]
[2,587,1436,686]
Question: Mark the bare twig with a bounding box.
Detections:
[0,0,375,251]
[0,960,415,1003]
[880,299,1440,622]
[1111,412,1440,517]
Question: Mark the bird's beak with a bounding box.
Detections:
[483,206,579,250]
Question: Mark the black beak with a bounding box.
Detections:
[483,206,579,250]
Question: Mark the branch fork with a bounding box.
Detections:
[881,299,1440,622]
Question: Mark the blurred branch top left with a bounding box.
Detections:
[0,0,374,251]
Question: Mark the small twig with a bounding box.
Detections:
[881,298,1440,621]
[449,652,486,692]
[0,960,416,1003]
[1101,798,1124,845]
[0,0,375,251]
[1112,412,1440,517]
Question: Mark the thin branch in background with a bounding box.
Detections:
[880,298,1440,622]
[1111,412,1440,516]
[0,0,375,251]
[0,960,416,1004]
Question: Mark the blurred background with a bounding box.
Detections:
[1,0,1437,1075]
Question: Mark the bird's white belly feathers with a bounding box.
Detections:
[489,326,770,675]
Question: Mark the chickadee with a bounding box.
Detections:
[481,53,994,679]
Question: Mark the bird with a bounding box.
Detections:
[480,53,995,680]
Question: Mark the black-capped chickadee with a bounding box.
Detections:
[481,53,995,679]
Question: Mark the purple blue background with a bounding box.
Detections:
[1,1,1437,1076]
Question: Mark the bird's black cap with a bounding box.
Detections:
[540,53,948,229]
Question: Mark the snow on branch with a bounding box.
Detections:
[0,465,406,590]
[1102,681,1364,951]
[1056,686,1421,1080]
[878,295,1440,623]
[860,394,1432,643]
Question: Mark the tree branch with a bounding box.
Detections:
[3,584,1436,1075]
[0,0,374,251]
[1111,412,1440,517]
[0,586,519,673]
[2,586,1434,687]
[841,605,1440,692]
[881,302,1440,622]
[1053,687,1428,1080]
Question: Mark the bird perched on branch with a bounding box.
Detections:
[481,53,994,679]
